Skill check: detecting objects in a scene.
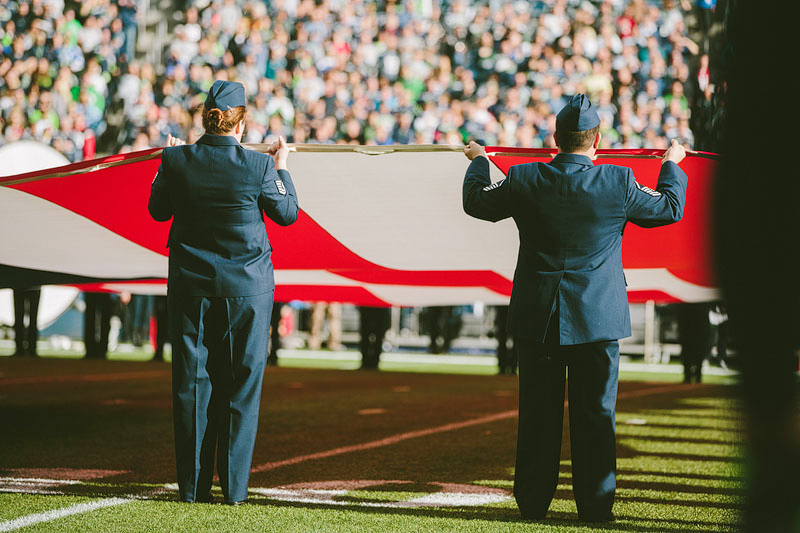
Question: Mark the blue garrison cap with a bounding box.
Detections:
[204,80,246,110]
[556,93,601,132]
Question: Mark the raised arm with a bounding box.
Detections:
[148,163,173,222]
[462,141,512,223]
[148,139,186,222]
[626,140,689,228]
[259,137,298,226]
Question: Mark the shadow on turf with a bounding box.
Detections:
[617,421,745,433]
[217,496,740,532]
[40,483,740,532]
[616,441,744,464]
[617,469,745,483]
[554,476,744,498]
[616,433,742,446]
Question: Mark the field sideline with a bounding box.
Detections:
[0,356,744,532]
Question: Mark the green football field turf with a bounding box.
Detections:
[0,355,744,532]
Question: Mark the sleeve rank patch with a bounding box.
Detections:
[275,179,287,195]
[635,182,661,197]
[482,179,505,192]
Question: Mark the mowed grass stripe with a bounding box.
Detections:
[0,360,743,532]
[555,483,742,506]
[619,412,742,430]
[617,424,742,443]
[251,409,517,472]
[481,471,745,493]
[615,457,743,480]
[251,382,692,474]
[620,437,742,460]
[0,497,738,533]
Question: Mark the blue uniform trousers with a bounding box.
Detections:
[170,291,273,503]
[513,337,619,519]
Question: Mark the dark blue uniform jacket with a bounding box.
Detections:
[148,134,298,297]
[463,153,687,345]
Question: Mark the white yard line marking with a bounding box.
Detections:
[247,487,510,508]
[251,382,692,473]
[0,477,80,496]
[0,477,80,485]
[0,382,695,529]
[0,497,133,532]
[277,349,738,376]
[403,491,509,507]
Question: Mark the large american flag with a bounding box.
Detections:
[0,143,719,306]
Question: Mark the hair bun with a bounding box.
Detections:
[202,105,247,134]
[207,108,224,128]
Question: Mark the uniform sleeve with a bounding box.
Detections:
[462,156,512,222]
[259,155,299,226]
[625,160,688,228]
[148,163,173,222]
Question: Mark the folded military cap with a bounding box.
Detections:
[556,93,601,131]
[204,80,246,110]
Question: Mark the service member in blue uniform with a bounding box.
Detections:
[148,80,298,505]
[462,94,688,522]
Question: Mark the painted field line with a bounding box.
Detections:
[0,370,168,386]
[248,487,510,508]
[0,477,80,485]
[0,497,132,532]
[280,350,498,367]
[252,382,691,473]
[278,349,738,375]
[251,409,517,473]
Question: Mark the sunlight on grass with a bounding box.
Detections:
[0,494,95,521]
[0,358,746,532]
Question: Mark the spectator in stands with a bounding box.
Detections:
[1,0,718,162]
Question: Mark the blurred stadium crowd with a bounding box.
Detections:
[1,0,724,163]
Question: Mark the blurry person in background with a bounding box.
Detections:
[424,306,463,354]
[12,287,41,357]
[128,294,152,347]
[358,306,392,370]
[708,302,729,369]
[308,302,342,351]
[0,0,709,163]
[676,302,714,383]
[267,303,283,366]
[83,291,112,359]
[494,305,517,375]
[151,295,168,362]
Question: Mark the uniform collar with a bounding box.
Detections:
[196,133,241,146]
[551,153,595,166]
